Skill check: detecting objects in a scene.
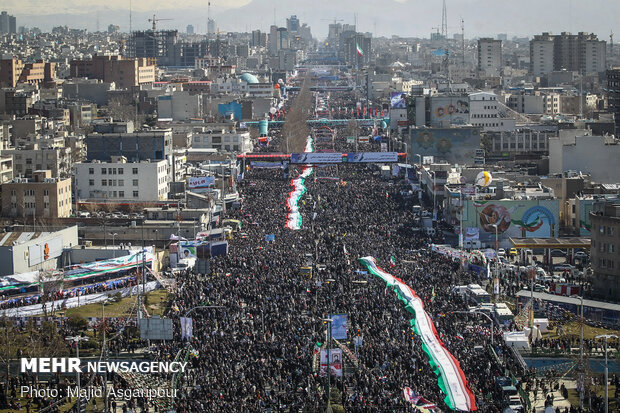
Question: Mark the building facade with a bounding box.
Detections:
[530,32,606,77]
[0,58,56,88]
[590,202,620,301]
[70,55,156,89]
[607,68,620,134]
[1,170,72,218]
[477,38,503,77]
[74,157,169,202]
[86,130,172,162]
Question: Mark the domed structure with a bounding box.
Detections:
[239,73,259,84]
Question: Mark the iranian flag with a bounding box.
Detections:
[359,256,478,411]
[356,43,364,56]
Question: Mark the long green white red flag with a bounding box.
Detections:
[286,167,313,230]
[286,136,314,230]
[359,256,477,411]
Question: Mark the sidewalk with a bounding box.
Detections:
[529,378,575,411]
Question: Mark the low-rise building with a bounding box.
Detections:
[1,170,72,218]
[0,226,78,276]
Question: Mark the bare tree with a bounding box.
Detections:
[281,74,314,153]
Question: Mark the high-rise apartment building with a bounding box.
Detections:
[127,30,178,67]
[590,201,620,301]
[477,38,503,76]
[530,32,606,77]
[0,11,16,34]
[606,68,620,134]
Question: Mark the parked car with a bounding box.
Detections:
[498,248,506,257]
[575,251,589,259]
[550,249,567,257]
[554,263,575,272]
[509,248,518,256]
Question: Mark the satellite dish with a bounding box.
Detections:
[475,171,492,187]
[269,107,277,114]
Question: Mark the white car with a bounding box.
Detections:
[497,248,506,257]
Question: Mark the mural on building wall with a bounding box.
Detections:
[471,200,558,239]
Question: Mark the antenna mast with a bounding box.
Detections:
[129,0,132,34]
[441,0,448,39]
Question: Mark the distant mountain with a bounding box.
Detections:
[13,0,620,40]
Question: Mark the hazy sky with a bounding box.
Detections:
[7,0,620,40]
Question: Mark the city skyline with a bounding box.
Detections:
[5,0,620,40]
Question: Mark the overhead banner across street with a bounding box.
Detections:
[359,256,477,412]
[347,152,398,163]
[290,152,343,164]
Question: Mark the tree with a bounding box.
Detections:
[281,74,314,153]
[67,315,89,333]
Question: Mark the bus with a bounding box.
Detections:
[464,284,491,304]
[493,303,514,325]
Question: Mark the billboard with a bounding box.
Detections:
[390,92,408,109]
[290,153,344,164]
[409,128,481,164]
[319,349,343,377]
[329,314,347,340]
[188,176,215,193]
[429,96,469,126]
[460,199,560,244]
[139,316,173,341]
[346,152,398,163]
[28,237,63,267]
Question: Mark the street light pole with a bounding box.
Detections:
[325,278,335,413]
[110,233,117,258]
[491,223,499,298]
[101,300,110,413]
[572,294,585,410]
[595,333,617,413]
[66,335,89,412]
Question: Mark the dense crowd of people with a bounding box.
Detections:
[162,115,528,412]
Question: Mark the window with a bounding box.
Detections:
[133,191,139,198]
[600,225,605,234]
[118,179,124,186]
[43,202,49,209]
[89,179,94,186]
[108,168,113,174]
[43,189,49,196]
[608,227,614,236]
[119,191,124,198]
[132,168,138,175]
[609,244,615,253]
[102,180,107,186]
[89,167,94,175]
[108,179,113,186]
[118,168,124,174]
[133,179,139,186]
[102,168,107,175]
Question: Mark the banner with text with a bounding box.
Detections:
[347,152,398,163]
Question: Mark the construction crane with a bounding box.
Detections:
[148,14,173,31]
